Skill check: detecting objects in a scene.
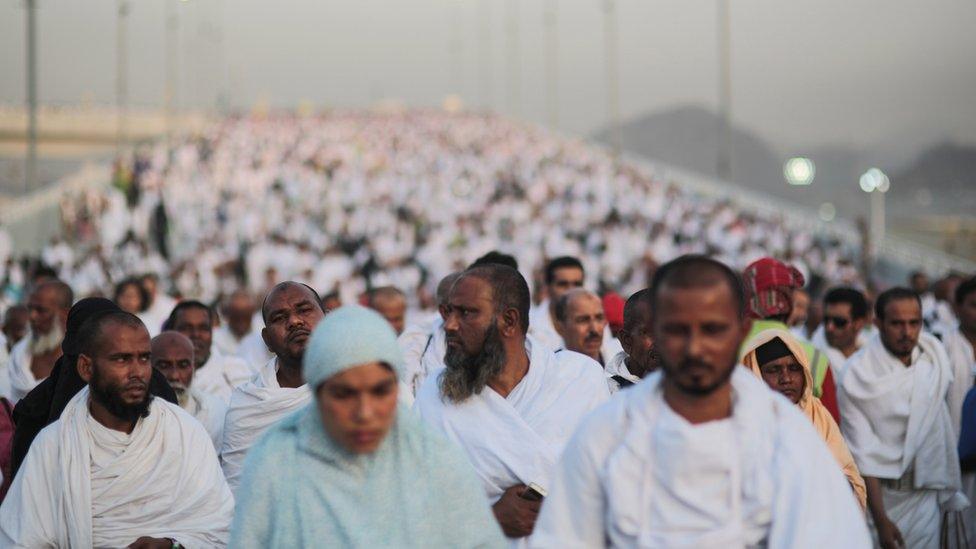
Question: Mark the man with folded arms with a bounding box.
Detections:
[0,311,233,547]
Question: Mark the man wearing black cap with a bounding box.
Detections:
[9,298,176,477]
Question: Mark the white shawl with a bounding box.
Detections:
[414,338,610,547]
[193,347,255,403]
[0,387,233,548]
[7,338,40,402]
[532,368,871,548]
[942,328,976,439]
[220,357,311,495]
[839,332,966,509]
[184,387,228,451]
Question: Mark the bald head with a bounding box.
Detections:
[151,331,196,393]
[436,273,462,307]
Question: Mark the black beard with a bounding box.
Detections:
[90,366,153,423]
[440,322,507,404]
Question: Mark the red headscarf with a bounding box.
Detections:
[742,257,805,319]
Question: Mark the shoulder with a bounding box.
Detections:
[30,419,64,452]
[551,350,608,388]
[244,408,303,463]
[156,398,216,440]
[413,372,446,416]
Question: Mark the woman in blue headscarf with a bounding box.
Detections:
[230,306,505,548]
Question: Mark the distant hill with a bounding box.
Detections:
[595,105,976,223]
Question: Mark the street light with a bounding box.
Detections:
[860,168,890,259]
[784,157,815,186]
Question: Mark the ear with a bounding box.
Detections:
[261,326,271,349]
[619,329,633,356]
[499,308,520,338]
[77,354,94,384]
[740,316,753,340]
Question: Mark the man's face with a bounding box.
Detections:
[654,283,748,396]
[27,287,65,337]
[910,274,929,295]
[877,298,922,360]
[823,302,862,350]
[117,284,143,314]
[261,285,325,363]
[956,292,976,334]
[547,267,584,302]
[372,297,407,336]
[758,354,805,404]
[2,309,29,350]
[444,276,496,359]
[152,338,195,393]
[322,296,342,314]
[787,290,809,328]
[620,303,658,374]
[173,308,213,367]
[142,277,158,300]
[316,362,398,454]
[226,297,255,338]
[80,323,153,421]
[558,294,605,361]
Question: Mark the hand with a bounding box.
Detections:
[127,537,174,549]
[876,516,904,549]
[492,484,542,538]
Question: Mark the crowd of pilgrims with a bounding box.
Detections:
[0,112,971,547]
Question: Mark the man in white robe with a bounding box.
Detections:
[533,255,870,548]
[554,289,609,365]
[399,273,459,397]
[152,331,226,450]
[213,290,257,357]
[605,289,658,394]
[0,311,233,547]
[840,287,969,549]
[236,328,274,369]
[220,281,325,494]
[139,273,177,337]
[812,287,870,383]
[942,276,976,542]
[167,300,253,402]
[528,256,621,357]
[415,265,610,547]
[8,281,73,402]
[0,305,29,400]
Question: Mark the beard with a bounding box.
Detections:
[661,356,737,397]
[90,366,153,423]
[29,323,64,356]
[440,323,507,404]
[169,382,191,408]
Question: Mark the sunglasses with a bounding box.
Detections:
[823,316,850,329]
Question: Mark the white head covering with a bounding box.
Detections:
[302,305,404,390]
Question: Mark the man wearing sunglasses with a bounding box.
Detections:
[817,287,870,380]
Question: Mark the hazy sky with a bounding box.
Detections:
[1,0,974,152]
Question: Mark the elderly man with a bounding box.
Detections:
[604,289,659,393]
[231,306,505,548]
[0,311,233,547]
[213,290,257,358]
[554,289,607,365]
[415,264,610,546]
[741,257,840,422]
[840,287,968,549]
[7,281,73,402]
[152,331,227,450]
[367,286,408,336]
[166,300,253,402]
[220,281,325,494]
[533,255,870,547]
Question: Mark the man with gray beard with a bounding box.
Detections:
[414,264,610,548]
[151,331,227,450]
[7,281,73,402]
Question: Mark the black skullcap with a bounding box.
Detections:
[61,297,122,355]
[755,337,793,367]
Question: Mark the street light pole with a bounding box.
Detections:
[25,0,38,193]
[116,0,130,156]
[505,0,520,118]
[164,0,180,146]
[716,0,732,181]
[544,0,558,130]
[477,0,493,111]
[603,0,621,155]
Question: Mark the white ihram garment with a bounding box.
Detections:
[415,337,610,548]
[533,368,871,548]
[0,387,234,548]
[839,333,969,549]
